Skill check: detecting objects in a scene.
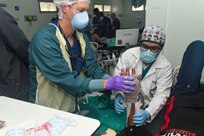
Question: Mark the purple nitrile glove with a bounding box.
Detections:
[106,75,136,93]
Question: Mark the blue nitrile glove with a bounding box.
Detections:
[114,94,125,114]
[106,75,136,93]
[133,109,150,126]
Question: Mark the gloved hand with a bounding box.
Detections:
[133,109,150,126]
[114,94,125,114]
[105,75,136,93]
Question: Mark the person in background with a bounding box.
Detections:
[0,7,29,101]
[29,0,136,113]
[110,13,120,37]
[92,12,112,44]
[92,8,100,35]
[97,11,112,38]
[114,25,172,135]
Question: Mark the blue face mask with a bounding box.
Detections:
[140,49,158,64]
[72,11,89,30]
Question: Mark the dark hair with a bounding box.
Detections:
[93,8,99,12]
[111,13,116,17]
[98,12,104,17]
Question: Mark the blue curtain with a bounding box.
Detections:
[131,0,146,8]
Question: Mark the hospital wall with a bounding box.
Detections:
[2,0,144,40]
[146,0,204,81]
[2,0,56,41]
[88,0,123,27]
[89,0,145,28]
[122,0,145,29]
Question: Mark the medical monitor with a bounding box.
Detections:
[115,28,139,46]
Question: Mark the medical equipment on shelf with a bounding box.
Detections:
[92,40,127,76]
[97,50,118,75]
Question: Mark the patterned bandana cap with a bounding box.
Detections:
[141,25,166,46]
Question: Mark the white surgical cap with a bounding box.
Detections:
[53,0,90,6]
[54,0,90,19]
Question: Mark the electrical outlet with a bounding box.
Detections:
[24,15,37,21]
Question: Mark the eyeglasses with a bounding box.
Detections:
[140,43,161,53]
